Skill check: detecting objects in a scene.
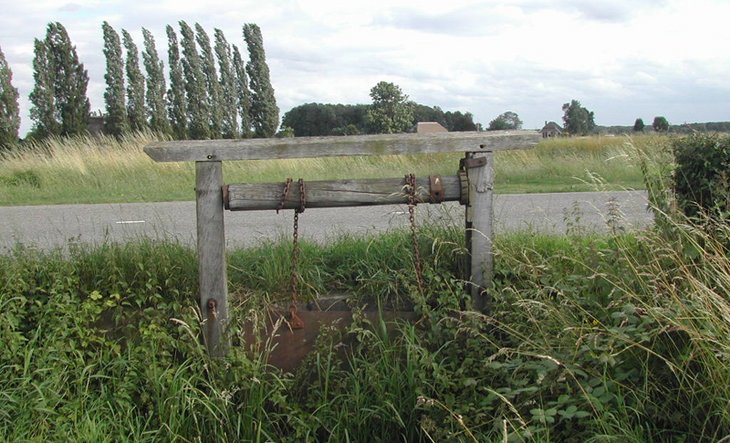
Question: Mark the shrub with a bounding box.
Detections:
[673,133,730,219]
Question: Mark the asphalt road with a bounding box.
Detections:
[1,191,653,252]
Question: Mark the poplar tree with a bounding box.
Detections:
[102,22,128,136]
[214,29,239,138]
[122,29,147,131]
[232,44,251,138]
[30,22,90,137]
[179,20,209,140]
[0,45,20,147]
[195,23,223,138]
[243,23,278,138]
[29,39,57,138]
[166,25,187,139]
[142,28,171,135]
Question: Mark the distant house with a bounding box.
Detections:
[416,122,448,134]
[541,121,562,138]
[88,110,105,136]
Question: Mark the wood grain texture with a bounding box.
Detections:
[226,175,461,211]
[466,151,494,312]
[195,161,229,356]
[144,130,539,162]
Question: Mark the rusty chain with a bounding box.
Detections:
[276,178,293,214]
[289,179,306,329]
[275,177,305,329]
[405,174,425,296]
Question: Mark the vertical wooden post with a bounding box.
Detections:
[195,161,228,356]
[465,151,494,312]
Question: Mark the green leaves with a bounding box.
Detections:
[0,44,20,148]
[366,81,413,134]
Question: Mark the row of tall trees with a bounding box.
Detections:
[12,21,277,141]
[101,21,278,139]
[29,22,91,139]
[0,44,20,148]
[282,81,479,137]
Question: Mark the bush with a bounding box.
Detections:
[673,133,730,219]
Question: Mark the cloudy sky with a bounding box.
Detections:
[1,0,728,136]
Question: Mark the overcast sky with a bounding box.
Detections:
[1,0,728,136]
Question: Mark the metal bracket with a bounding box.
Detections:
[458,170,469,205]
[428,175,444,203]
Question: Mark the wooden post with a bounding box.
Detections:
[195,161,228,356]
[465,151,494,312]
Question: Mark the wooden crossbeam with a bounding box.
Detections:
[224,176,461,211]
[144,130,539,162]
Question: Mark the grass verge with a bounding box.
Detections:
[1,210,727,441]
[0,132,668,205]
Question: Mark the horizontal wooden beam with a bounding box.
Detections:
[144,130,539,163]
[225,176,461,211]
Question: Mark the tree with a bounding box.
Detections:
[30,22,90,137]
[102,22,128,136]
[652,116,669,132]
[142,28,171,136]
[444,111,477,132]
[0,44,20,147]
[214,29,239,138]
[231,44,251,137]
[29,39,57,138]
[243,23,279,138]
[281,103,339,136]
[411,104,446,127]
[488,111,522,130]
[562,100,595,135]
[366,81,413,134]
[122,30,147,131]
[166,25,187,139]
[195,24,223,138]
[633,118,645,132]
[179,21,209,139]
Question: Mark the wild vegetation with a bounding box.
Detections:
[0,134,728,441]
[0,132,665,205]
[1,206,727,441]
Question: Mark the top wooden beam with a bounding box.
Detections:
[143,130,540,162]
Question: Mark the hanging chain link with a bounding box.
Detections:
[405,174,425,295]
[276,177,305,329]
[277,178,293,214]
[288,179,306,329]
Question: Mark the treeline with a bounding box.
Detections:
[1,20,279,146]
[99,21,277,140]
[281,102,479,137]
[596,121,730,135]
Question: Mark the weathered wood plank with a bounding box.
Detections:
[196,161,229,356]
[225,175,461,211]
[144,130,539,162]
[465,151,494,312]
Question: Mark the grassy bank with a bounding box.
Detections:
[0,132,668,205]
[1,213,727,441]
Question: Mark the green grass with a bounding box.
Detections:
[2,132,725,441]
[1,208,728,441]
[0,132,668,205]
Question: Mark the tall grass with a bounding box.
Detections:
[0,132,666,205]
[1,210,727,440]
[1,134,726,441]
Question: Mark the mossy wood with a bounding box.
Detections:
[225,175,461,211]
[144,130,539,162]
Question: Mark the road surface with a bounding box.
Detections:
[1,191,653,252]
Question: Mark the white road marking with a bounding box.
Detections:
[115,220,146,224]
